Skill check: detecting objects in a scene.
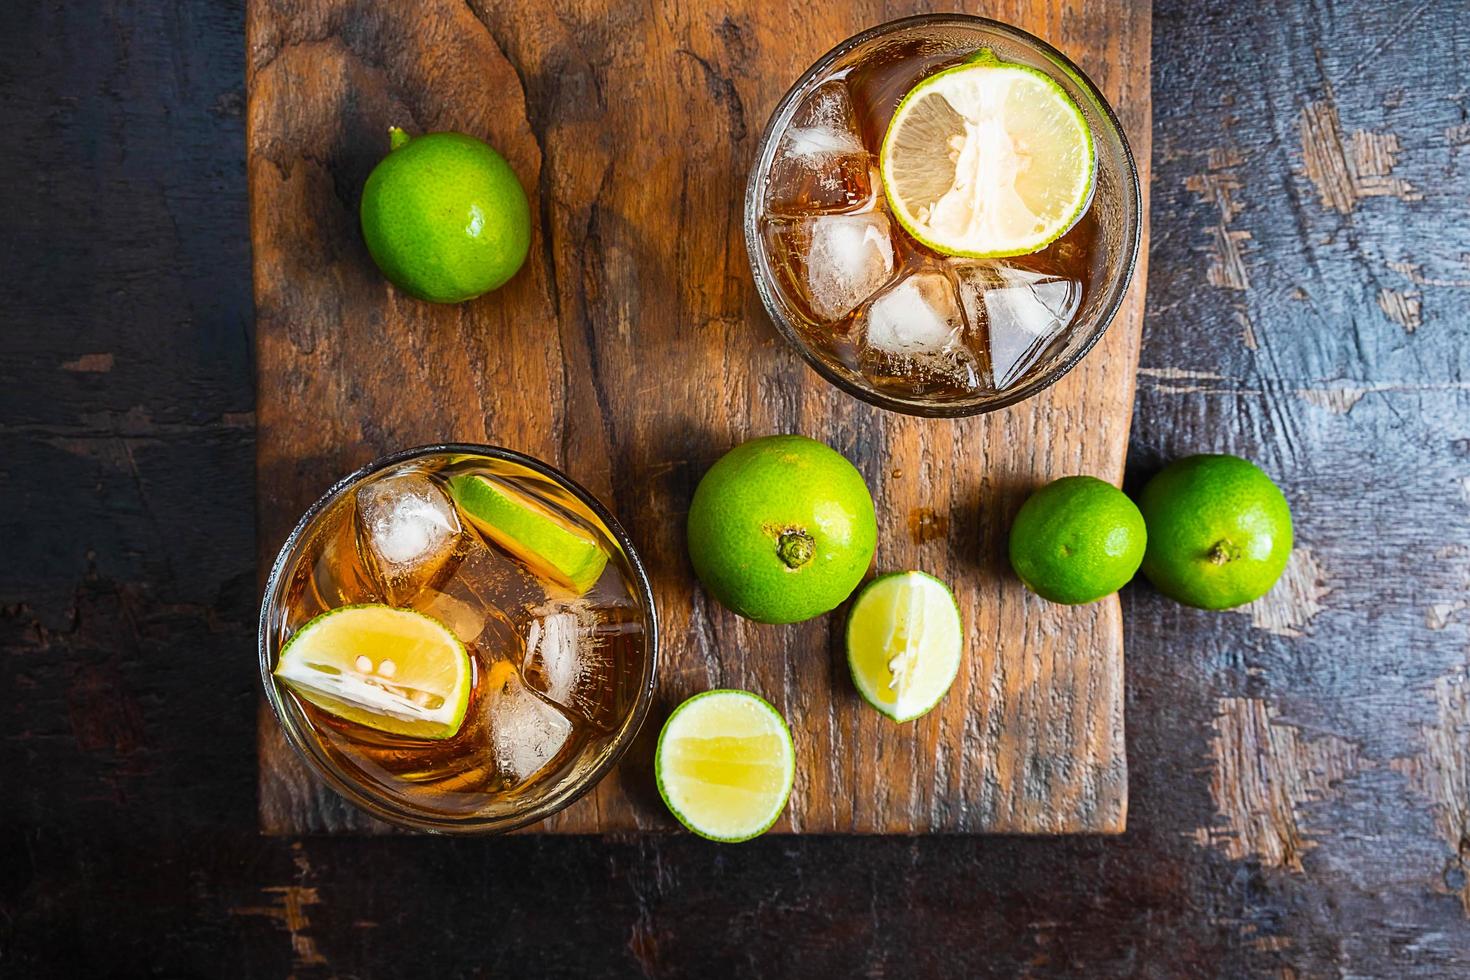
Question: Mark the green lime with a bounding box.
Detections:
[686,434,877,625]
[655,690,795,842]
[1008,475,1146,604]
[274,604,472,739]
[449,474,609,595]
[846,571,963,722]
[359,128,531,303]
[880,50,1095,258]
[1138,454,1293,609]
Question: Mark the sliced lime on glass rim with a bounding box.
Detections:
[655,690,796,842]
[449,473,610,595]
[879,49,1095,258]
[847,571,963,722]
[274,603,473,739]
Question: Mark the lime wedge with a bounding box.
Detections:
[655,690,795,842]
[449,474,610,595]
[879,50,1095,258]
[274,604,472,739]
[846,572,963,722]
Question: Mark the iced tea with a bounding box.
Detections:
[747,16,1139,414]
[260,447,655,830]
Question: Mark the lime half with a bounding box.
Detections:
[879,50,1095,258]
[449,474,609,595]
[846,572,963,722]
[274,604,472,739]
[655,690,795,842]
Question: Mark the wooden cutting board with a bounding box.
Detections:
[250,0,1150,834]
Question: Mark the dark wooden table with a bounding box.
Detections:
[3,0,1468,975]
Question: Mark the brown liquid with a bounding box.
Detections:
[273,455,649,819]
[757,37,1102,402]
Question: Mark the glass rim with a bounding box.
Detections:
[743,12,1142,419]
[257,442,661,834]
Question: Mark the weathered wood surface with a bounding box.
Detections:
[6,0,1470,974]
[248,0,1151,835]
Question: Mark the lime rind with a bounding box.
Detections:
[274,603,472,740]
[449,474,610,595]
[1008,476,1146,605]
[685,434,877,626]
[654,689,796,843]
[1138,455,1294,609]
[846,571,964,722]
[359,130,531,304]
[879,54,1096,259]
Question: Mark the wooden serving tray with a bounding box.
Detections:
[250,0,1150,834]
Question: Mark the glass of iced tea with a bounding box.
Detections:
[258,445,658,833]
[745,14,1141,417]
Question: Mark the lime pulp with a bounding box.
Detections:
[879,51,1095,258]
[655,690,795,842]
[846,571,964,722]
[274,604,472,739]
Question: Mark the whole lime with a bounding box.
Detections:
[1137,454,1292,609]
[359,128,530,303]
[1008,475,1146,605]
[687,435,877,625]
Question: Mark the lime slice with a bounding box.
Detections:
[655,690,795,842]
[846,571,963,722]
[449,474,610,595]
[879,50,1095,258]
[274,604,472,739]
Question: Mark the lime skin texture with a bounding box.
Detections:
[1137,454,1293,610]
[686,435,878,625]
[1008,475,1147,605]
[359,129,531,304]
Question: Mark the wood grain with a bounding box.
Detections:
[248,0,1150,834]
[15,0,1470,973]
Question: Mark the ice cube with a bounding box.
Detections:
[520,600,627,730]
[862,273,963,354]
[355,470,464,603]
[952,263,1080,389]
[785,125,864,158]
[485,663,573,784]
[524,611,583,705]
[855,273,983,395]
[412,535,542,655]
[417,591,489,646]
[772,212,894,322]
[765,81,874,216]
